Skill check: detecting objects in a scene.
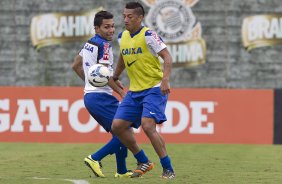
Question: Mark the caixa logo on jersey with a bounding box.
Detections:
[30,8,102,49]
[142,0,206,67]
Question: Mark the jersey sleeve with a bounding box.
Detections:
[78,49,83,56]
[145,30,167,56]
[81,42,99,67]
[117,32,123,46]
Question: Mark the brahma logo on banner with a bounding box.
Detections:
[30,8,102,49]
[142,0,206,67]
[0,87,273,144]
[242,14,282,51]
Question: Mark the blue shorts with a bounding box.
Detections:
[84,93,119,132]
[114,87,168,129]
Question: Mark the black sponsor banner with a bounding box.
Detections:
[274,89,282,144]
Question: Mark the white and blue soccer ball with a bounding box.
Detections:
[87,64,110,87]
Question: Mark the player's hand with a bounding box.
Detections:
[115,80,124,89]
[120,90,126,99]
[160,78,170,95]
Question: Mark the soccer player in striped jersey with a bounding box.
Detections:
[72,10,132,178]
[111,2,175,179]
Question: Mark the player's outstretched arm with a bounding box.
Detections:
[108,78,126,99]
[112,54,125,82]
[109,54,126,98]
[158,48,172,95]
[72,55,85,81]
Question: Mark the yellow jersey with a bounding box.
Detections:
[119,27,163,91]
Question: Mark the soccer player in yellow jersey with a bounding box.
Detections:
[111,2,175,179]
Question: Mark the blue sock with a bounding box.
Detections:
[91,136,120,161]
[160,155,174,172]
[134,150,149,163]
[115,145,128,174]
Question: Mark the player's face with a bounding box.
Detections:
[123,8,143,33]
[96,19,115,41]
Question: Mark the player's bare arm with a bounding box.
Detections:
[112,54,126,89]
[158,48,172,95]
[108,78,126,98]
[72,55,85,81]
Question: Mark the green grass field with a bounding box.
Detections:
[1,143,282,184]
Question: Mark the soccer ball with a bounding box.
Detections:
[87,64,110,87]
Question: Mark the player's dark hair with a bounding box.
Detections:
[94,10,114,27]
[125,2,145,16]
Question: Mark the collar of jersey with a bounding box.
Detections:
[95,34,107,41]
[130,26,144,38]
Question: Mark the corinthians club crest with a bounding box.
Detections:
[142,0,206,67]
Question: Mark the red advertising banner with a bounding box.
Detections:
[0,87,273,144]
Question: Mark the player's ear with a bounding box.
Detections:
[94,26,100,33]
[138,15,144,22]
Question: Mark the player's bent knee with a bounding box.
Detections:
[143,127,157,136]
[111,119,128,135]
[142,122,157,135]
[111,122,119,135]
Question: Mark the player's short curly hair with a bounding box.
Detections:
[125,2,145,16]
[94,10,114,27]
